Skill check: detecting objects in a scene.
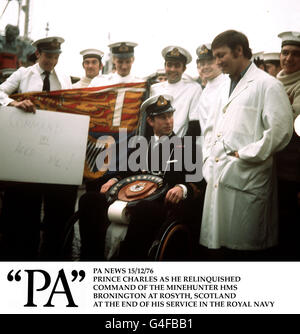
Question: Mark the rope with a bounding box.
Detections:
[0,0,10,20]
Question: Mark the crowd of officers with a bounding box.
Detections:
[0,28,299,261]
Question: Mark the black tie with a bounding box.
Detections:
[42,71,50,91]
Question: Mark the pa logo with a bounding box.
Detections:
[7,269,85,307]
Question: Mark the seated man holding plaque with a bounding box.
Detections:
[78,94,201,260]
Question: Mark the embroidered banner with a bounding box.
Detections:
[11,82,147,180]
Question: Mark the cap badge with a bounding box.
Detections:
[50,39,60,48]
[199,45,209,55]
[119,44,129,52]
[170,48,180,57]
[157,96,168,107]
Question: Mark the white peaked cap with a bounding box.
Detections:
[80,49,104,58]
[162,46,192,64]
[263,52,280,62]
[278,31,300,46]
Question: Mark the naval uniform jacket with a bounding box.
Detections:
[115,132,197,201]
[89,72,143,87]
[0,63,72,106]
[150,77,202,137]
[72,76,92,88]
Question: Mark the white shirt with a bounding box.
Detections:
[89,72,143,87]
[151,134,187,198]
[198,73,228,133]
[150,77,202,137]
[0,63,72,106]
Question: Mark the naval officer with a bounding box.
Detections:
[78,94,198,260]
[196,43,228,133]
[276,31,300,259]
[72,48,104,88]
[150,45,202,138]
[89,41,142,86]
[0,36,77,260]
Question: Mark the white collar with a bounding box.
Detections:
[115,72,131,79]
[37,63,54,75]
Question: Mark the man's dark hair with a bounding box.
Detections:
[212,30,252,59]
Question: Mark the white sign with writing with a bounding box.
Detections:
[0,106,90,185]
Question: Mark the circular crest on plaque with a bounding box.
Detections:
[106,174,169,207]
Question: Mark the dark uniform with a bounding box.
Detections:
[79,94,202,260]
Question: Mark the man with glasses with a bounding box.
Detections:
[199,30,293,260]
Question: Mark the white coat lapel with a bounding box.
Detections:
[223,63,256,109]
[220,77,230,111]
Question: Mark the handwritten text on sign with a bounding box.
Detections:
[0,106,90,185]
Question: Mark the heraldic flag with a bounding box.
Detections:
[10,82,147,180]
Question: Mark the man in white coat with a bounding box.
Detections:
[89,41,142,86]
[150,46,202,138]
[0,37,77,260]
[199,30,293,260]
[72,48,104,88]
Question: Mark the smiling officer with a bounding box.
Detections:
[73,48,104,88]
[150,46,202,138]
[89,41,142,86]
